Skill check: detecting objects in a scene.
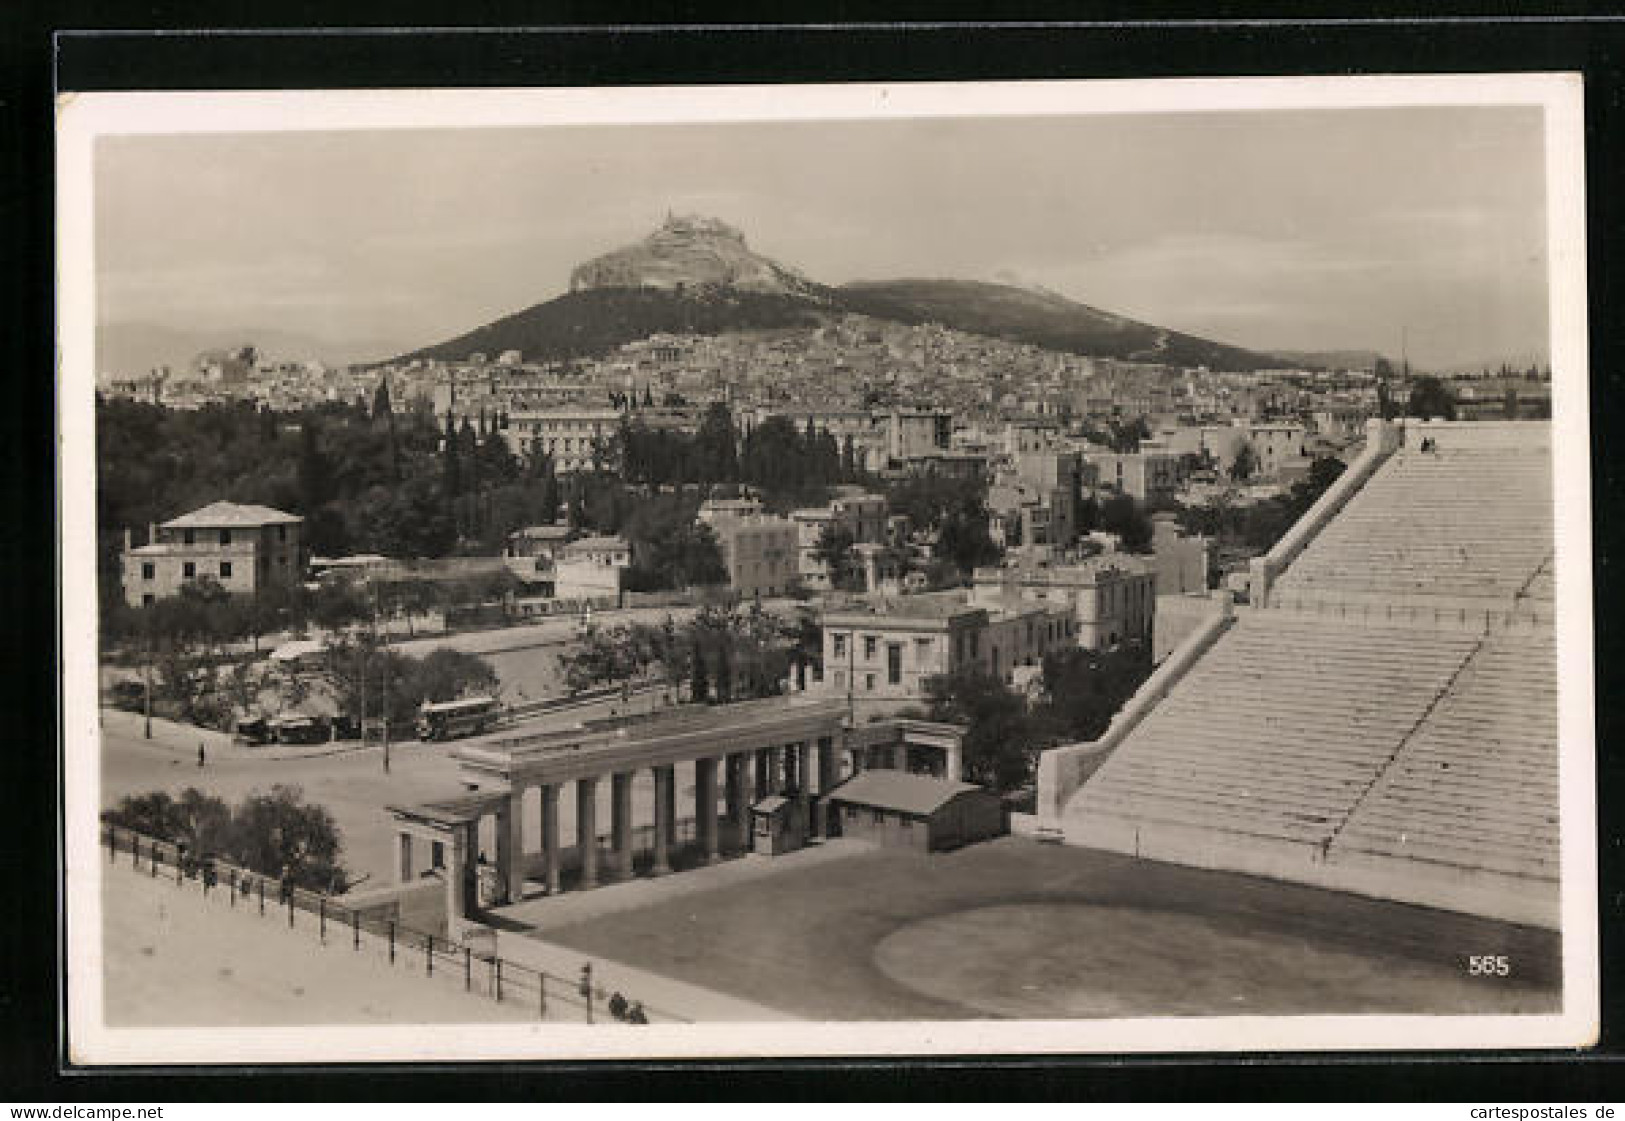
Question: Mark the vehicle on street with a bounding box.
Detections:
[416,695,500,741]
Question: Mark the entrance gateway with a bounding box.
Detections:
[386,697,965,938]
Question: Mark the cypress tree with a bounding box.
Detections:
[441,418,462,501]
[298,418,330,514]
[714,642,732,704]
[689,635,710,704]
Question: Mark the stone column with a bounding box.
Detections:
[783,745,796,791]
[892,741,909,772]
[651,765,673,876]
[445,825,469,937]
[397,831,413,884]
[723,753,743,849]
[611,771,634,881]
[498,787,525,905]
[541,783,562,895]
[577,775,599,889]
[943,737,963,782]
[696,756,719,864]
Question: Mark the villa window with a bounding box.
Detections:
[220,561,232,578]
[141,562,154,581]
[219,529,232,546]
[183,529,195,545]
[864,635,877,659]
[182,561,196,579]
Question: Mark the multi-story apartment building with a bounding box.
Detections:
[819,590,1075,702]
[551,535,632,602]
[1245,422,1310,477]
[971,553,1156,651]
[788,487,890,590]
[1090,450,1182,501]
[888,409,953,460]
[697,500,800,599]
[121,501,306,607]
[502,408,623,472]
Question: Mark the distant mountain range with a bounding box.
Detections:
[397,215,1313,374]
[96,323,401,381]
[106,216,1392,380]
[1262,348,1387,372]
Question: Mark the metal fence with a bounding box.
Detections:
[102,821,688,1025]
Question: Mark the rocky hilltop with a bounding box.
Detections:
[398,216,1286,372]
[569,213,825,300]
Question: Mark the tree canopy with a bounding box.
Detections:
[102,784,350,892]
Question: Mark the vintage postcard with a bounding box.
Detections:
[58,75,1597,1063]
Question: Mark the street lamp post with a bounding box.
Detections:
[143,627,153,740]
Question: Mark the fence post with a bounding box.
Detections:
[287,892,294,928]
[176,855,183,885]
[464,946,472,991]
[108,826,116,864]
[319,898,327,943]
[388,921,396,963]
[426,934,433,977]
[352,909,360,951]
[228,870,236,908]
[258,878,265,915]
[538,972,546,1018]
[149,840,157,877]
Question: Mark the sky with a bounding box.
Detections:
[94,105,1550,369]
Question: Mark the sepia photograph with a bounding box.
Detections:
[56,75,1596,1064]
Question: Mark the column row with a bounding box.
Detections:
[490,734,844,901]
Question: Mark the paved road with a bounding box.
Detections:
[100,700,703,892]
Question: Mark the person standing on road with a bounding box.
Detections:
[197,742,206,768]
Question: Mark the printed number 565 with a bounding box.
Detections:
[1468,955,1511,976]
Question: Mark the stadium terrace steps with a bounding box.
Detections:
[1061,618,1560,924]
[1065,616,1483,847]
[1271,446,1553,607]
[1056,428,1560,926]
[1332,633,1559,880]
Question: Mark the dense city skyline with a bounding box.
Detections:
[96,105,1549,370]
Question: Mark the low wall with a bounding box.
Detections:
[335,877,448,937]
[1035,602,1235,821]
[1064,811,1560,930]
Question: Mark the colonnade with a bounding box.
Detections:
[399,734,843,916]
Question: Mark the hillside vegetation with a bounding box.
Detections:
[837,278,1275,372]
[396,287,830,366]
